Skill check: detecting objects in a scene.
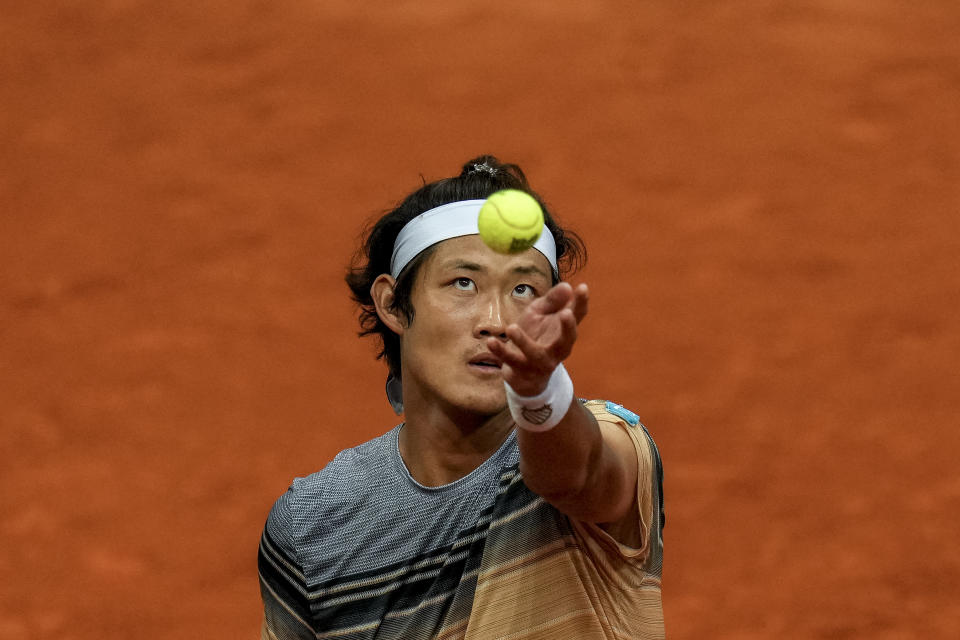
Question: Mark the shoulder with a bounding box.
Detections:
[581,399,662,471]
[575,399,666,563]
[265,428,400,546]
[581,398,664,519]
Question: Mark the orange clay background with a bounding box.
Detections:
[2,2,958,638]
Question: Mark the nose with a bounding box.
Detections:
[474,293,508,340]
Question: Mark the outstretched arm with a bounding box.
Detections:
[486,282,638,524]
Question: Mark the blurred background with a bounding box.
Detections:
[2,1,958,638]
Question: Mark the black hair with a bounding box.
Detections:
[345,154,586,380]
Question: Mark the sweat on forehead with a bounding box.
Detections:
[389,200,558,279]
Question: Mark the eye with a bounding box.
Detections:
[452,277,476,291]
[513,284,536,298]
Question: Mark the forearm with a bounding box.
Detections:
[516,399,602,500]
[513,393,637,524]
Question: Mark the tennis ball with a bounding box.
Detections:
[477,189,544,254]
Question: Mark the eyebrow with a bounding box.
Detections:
[510,264,550,278]
[447,260,484,272]
[444,260,549,279]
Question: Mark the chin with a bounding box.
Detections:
[455,388,507,417]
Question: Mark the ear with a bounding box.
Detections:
[371,274,406,335]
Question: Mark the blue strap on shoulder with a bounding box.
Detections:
[605,400,640,426]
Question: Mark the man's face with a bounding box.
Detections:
[399,235,554,417]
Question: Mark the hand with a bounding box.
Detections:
[487,282,589,396]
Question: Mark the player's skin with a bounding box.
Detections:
[371,235,638,525]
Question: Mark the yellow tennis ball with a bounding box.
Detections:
[477,189,544,254]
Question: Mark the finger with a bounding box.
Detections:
[530,281,573,315]
[487,336,531,369]
[504,325,556,372]
[504,324,543,358]
[571,283,589,324]
[550,308,579,360]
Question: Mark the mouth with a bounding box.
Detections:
[468,354,502,371]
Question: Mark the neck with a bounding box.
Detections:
[398,402,515,487]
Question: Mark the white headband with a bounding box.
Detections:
[389,199,558,279]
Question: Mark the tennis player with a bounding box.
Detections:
[258,155,665,639]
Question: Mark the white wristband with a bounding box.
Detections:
[504,363,574,432]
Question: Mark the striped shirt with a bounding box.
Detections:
[258,400,665,639]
